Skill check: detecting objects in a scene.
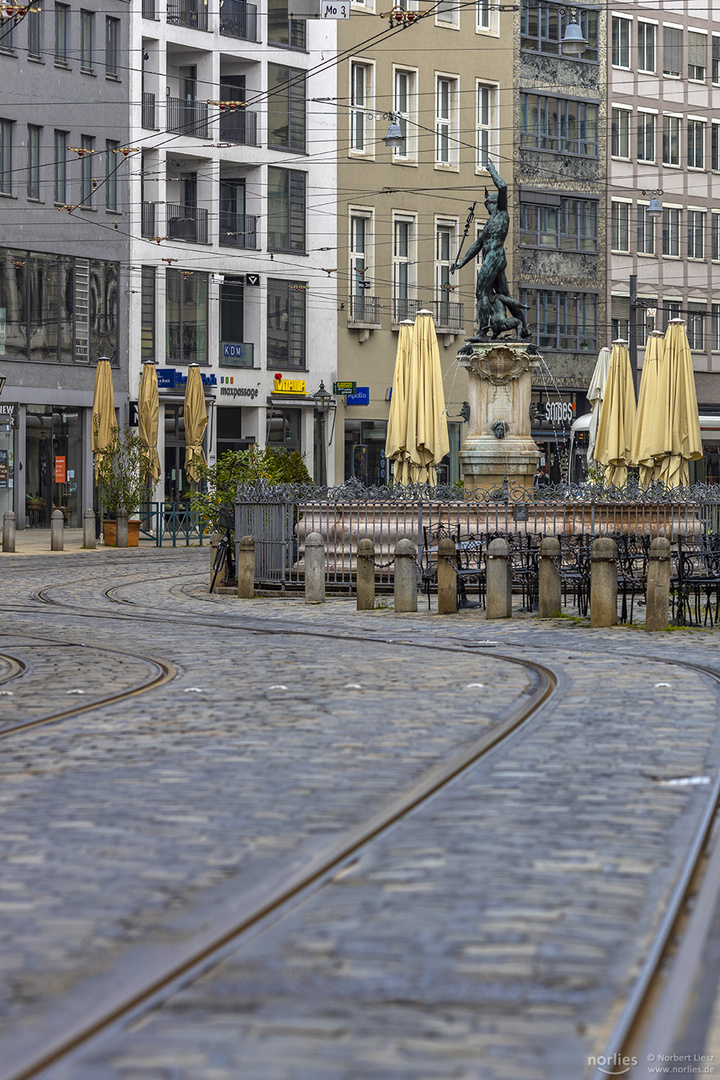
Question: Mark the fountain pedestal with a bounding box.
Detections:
[458,342,541,492]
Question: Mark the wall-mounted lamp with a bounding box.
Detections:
[642,189,664,217]
[313,380,333,415]
[559,7,587,55]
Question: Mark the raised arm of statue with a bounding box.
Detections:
[487,158,507,213]
[450,230,483,274]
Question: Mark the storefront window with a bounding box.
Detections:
[25,404,82,527]
[165,269,208,365]
[267,406,301,451]
[344,420,388,485]
[0,408,14,521]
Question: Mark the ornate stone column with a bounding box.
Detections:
[458,342,541,492]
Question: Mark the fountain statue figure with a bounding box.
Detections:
[450,158,531,342]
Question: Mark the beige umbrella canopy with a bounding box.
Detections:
[184,364,208,483]
[385,321,414,485]
[593,340,636,487]
[405,310,450,486]
[587,346,612,465]
[652,319,702,488]
[138,361,161,486]
[91,358,116,479]
[631,331,664,488]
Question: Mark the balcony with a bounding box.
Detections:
[220,0,258,41]
[219,108,258,146]
[349,295,381,326]
[392,298,420,324]
[167,98,209,139]
[219,211,258,249]
[142,92,156,129]
[167,0,208,30]
[141,201,156,238]
[167,204,209,244]
[429,299,464,331]
[142,0,157,17]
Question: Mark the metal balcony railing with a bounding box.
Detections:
[167,98,209,139]
[219,211,258,249]
[219,0,258,41]
[141,92,156,129]
[430,299,464,330]
[392,297,420,324]
[219,107,258,146]
[349,295,381,325]
[141,201,156,238]
[142,0,156,18]
[167,0,208,30]
[167,205,209,244]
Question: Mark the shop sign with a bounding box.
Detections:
[220,342,254,367]
[333,381,356,395]
[55,456,66,484]
[530,396,577,429]
[129,401,139,426]
[0,403,15,428]
[273,377,306,396]
[156,368,218,390]
[346,386,369,406]
[0,450,8,487]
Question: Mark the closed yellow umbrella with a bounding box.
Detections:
[91,357,116,479]
[407,310,450,486]
[385,321,413,485]
[652,319,702,487]
[631,331,664,487]
[587,346,611,465]
[594,340,636,487]
[184,364,207,483]
[138,360,161,485]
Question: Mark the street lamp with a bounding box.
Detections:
[313,381,333,486]
[383,114,405,150]
[642,189,664,217]
[560,8,587,55]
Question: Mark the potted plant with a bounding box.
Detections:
[96,426,152,546]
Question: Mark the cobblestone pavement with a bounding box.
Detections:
[1,548,720,1080]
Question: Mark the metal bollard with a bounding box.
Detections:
[50,508,64,551]
[394,538,418,613]
[2,510,15,554]
[486,537,512,619]
[645,537,672,632]
[237,535,255,599]
[356,537,375,611]
[209,531,221,585]
[82,508,96,549]
[590,536,618,628]
[437,537,457,615]
[305,532,325,603]
[115,508,128,548]
[538,537,561,618]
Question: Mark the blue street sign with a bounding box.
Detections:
[346,386,370,406]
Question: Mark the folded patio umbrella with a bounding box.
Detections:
[631,331,664,488]
[385,321,413,485]
[586,346,612,465]
[652,319,702,488]
[91,358,116,479]
[138,360,161,486]
[184,364,208,483]
[406,310,449,486]
[593,340,636,487]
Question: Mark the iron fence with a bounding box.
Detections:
[235,479,720,588]
[139,502,205,547]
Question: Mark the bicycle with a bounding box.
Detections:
[210,509,235,593]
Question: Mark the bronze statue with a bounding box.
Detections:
[450,159,531,342]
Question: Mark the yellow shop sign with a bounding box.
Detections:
[273,378,306,395]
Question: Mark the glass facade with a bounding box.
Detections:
[25,404,83,527]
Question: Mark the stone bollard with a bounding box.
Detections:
[305,532,325,604]
[645,537,672,632]
[394,538,418,613]
[2,511,15,554]
[82,508,96,549]
[486,537,512,619]
[437,537,457,615]
[356,537,375,611]
[237,535,255,599]
[115,508,128,548]
[538,537,561,618]
[590,536,618,628]
[50,509,64,551]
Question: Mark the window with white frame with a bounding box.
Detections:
[713,123,720,170]
[638,21,656,72]
[435,221,456,324]
[393,69,415,161]
[436,0,458,26]
[712,213,720,259]
[662,299,682,329]
[477,0,491,31]
[612,16,631,67]
[662,114,681,165]
[393,216,415,321]
[688,119,705,169]
[611,108,631,158]
[687,303,705,349]
[611,296,630,342]
[688,31,707,80]
[712,303,720,350]
[713,35,720,83]
[662,207,681,256]
[350,62,371,153]
[688,210,705,258]
[663,25,682,77]
[611,201,630,252]
[637,204,656,255]
[435,76,457,166]
[638,111,656,162]
[349,210,375,322]
[476,83,495,170]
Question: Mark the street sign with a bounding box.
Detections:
[320,0,350,16]
[245,273,260,287]
[333,381,356,394]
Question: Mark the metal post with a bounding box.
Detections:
[2,511,15,553]
[629,273,638,395]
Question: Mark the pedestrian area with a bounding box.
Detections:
[2,547,720,1080]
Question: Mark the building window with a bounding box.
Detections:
[54,3,68,63]
[520,289,598,351]
[0,121,11,195]
[435,76,456,166]
[393,216,415,321]
[712,304,720,351]
[54,130,67,203]
[141,266,155,360]
[662,115,680,165]
[662,207,680,256]
[435,221,455,320]
[267,167,306,252]
[521,0,598,62]
[688,210,705,259]
[27,125,41,199]
[663,300,682,329]
[638,300,658,346]
[28,0,42,58]
[637,205,655,255]
[80,134,93,204]
[350,62,370,153]
[688,120,705,169]
[165,268,208,365]
[713,35,720,84]
[612,16,631,67]
[436,0,458,26]
[611,297,630,342]
[712,214,720,260]
[688,31,707,80]
[268,0,305,49]
[638,112,656,162]
[638,22,656,72]
[393,69,415,161]
[106,140,118,210]
[220,277,244,346]
[663,25,682,77]
[0,10,14,49]
[105,16,119,77]
[611,108,630,158]
[611,202,630,252]
[268,64,306,152]
[80,10,93,71]
[519,195,598,251]
[713,123,720,170]
[520,94,599,157]
[350,212,369,299]
[267,278,305,368]
[476,83,494,170]
[687,304,705,350]
[477,0,490,31]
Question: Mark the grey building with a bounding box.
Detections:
[0,0,130,527]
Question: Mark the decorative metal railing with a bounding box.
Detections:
[220,0,258,41]
[348,295,380,325]
[141,91,156,129]
[218,211,258,249]
[167,204,209,244]
[139,502,205,547]
[167,98,209,138]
